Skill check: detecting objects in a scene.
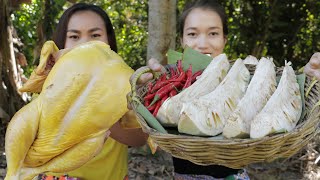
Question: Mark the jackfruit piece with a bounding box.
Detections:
[223,57,276,138]
[178,59,250,136]
[250,62,302,138]
[156,54,230,126]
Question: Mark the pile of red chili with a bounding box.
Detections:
[144,60,203,116]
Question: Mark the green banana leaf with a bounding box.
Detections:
[167,47,212,73]
[136,102,167,134]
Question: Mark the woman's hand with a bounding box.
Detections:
[137,58,165,84]
[127,58,165,110]
[304,52,320,80]
[109,121,148,147]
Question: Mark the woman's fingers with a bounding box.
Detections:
[305,52,320,80]
[135,58,166,85]
[148,58,162,70]
[148,58,166,73]
[309,52,320,69]
[312,69,320,81]
[137,73,154,85]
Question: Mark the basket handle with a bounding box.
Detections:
[128,66,167,134]
[129,66,153,98]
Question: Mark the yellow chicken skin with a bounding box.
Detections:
[19,41,59,93]
[5,41,134,180]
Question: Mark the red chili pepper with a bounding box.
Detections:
[173,67,178,76]
[161,94,169,104]
[147,103,156,112]
[144,82,154,106]
[147,82,153,92]
[169,71,186,82]
[152,101,162,116]
[169,67,176,78]
[144,93,155,101]
[151,80,169,92]
[160,73,167,81]
[149,81,182,106]
[186,64,193,77]
[144,99,151,107]
[177,60,183,73]
[151,74,166,93]
[169,89,177,97]
[151,68,183,92]
[183,80,192,89]
[153,94,168,116]
[183,64,193,89]
[169,73,179,81]
[191,70,203,83]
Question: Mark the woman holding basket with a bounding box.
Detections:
[139,0,250,179]
[137,0,320,179]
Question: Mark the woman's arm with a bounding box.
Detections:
[114,58,164,147]
[109,121,148,147]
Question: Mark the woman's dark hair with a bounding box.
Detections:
[53,3,117,52]
[179,0,228,37]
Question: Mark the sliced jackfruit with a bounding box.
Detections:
[156,54,230,126]
[250,62,302,138]
[178,59,250,136]
[223,57,276,138]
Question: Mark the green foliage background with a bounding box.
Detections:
[11,0,320,76]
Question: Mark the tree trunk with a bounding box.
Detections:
[33,0,66,65]
[0,0,26,122]
[147,0,177,65]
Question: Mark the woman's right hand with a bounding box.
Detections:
[127,58,165,110]
[136,58,165,85]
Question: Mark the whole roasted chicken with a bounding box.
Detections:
[5,41,134,180]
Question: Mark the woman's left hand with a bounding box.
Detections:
[304,52,320,80]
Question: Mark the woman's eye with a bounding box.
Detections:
[209,32,219,36]
[187,32,196,37]
[68,35,79,40]
[92,34,101,38]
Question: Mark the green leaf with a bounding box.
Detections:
[297,73,306,121]
[167,47,212,73]
[182,47,213,73]
[167,49,183,64]
[136,103,167,134]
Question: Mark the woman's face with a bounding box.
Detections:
[181,8,227,57]
[64,10,109,49]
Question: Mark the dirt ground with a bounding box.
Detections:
[0,129,319,180]
[127,141,320,180]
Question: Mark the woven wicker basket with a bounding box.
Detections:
[128,64,320,169]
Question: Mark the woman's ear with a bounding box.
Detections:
[224,36,227,46]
